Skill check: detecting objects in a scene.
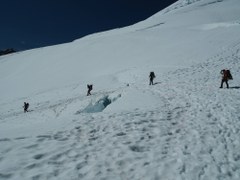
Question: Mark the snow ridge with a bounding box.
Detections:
[162,0,203,14]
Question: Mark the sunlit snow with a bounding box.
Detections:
[1,0,240,179]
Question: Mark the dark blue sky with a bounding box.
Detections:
[1,0,177,51]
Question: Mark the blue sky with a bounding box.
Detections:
[0,0,177,50]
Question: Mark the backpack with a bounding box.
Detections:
[87,84,93,90]
[24,102,29,109]
[150,72,155,78]
[226,70,233,80]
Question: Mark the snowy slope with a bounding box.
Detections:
[1,0,240,179]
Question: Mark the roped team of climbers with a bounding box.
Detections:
[23,69,234,113]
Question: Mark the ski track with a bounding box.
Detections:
[1,46,240,179]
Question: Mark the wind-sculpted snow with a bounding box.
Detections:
[195,21,240,30]
[163,0,203,14]
[151,0,224,16]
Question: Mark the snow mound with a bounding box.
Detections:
[76,94,121,113]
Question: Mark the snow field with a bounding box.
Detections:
[0,43,240,179]
[1,0,240,179]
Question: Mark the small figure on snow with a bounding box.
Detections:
[87,84,93,96]
[149,71,156,85]
[23,102,29,113]
[220,69,233,89]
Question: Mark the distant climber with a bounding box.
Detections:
[23,102,29,113]
[87,84,93,96]
[220,69,232,88]
[149,71,156,85]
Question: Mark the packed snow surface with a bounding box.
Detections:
[1,0,240,179]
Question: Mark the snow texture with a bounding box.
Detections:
[1,0,240,179]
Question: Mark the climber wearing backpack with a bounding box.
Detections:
[87,84,93,96]
[149,71,156,85]
[23,102,29,113]
[220,69,232,88]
